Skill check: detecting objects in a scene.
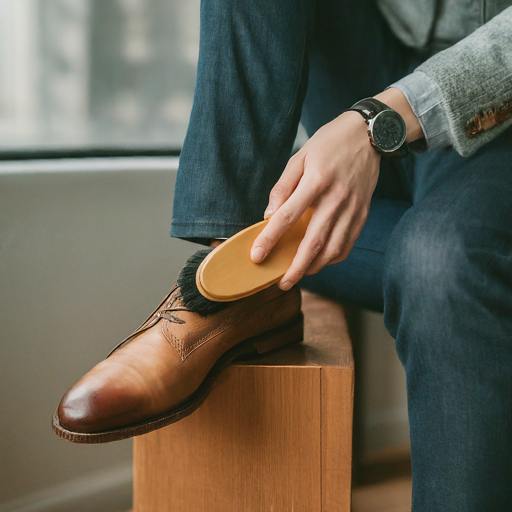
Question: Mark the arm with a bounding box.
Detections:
[249,90,422,291]
[250,6,512,289]
[394,6,512,157]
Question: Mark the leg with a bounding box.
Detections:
[171,0,418,243]
[171,0,316,242]
[384,130,512,511]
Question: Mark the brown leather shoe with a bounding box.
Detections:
[52,283,302,443]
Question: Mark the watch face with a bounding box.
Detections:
[370,111,406,152]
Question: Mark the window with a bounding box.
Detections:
[0,0,200,154]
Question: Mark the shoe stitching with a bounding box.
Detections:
[180,318,235,359]
[162,324,184,359]
[163,291,293,361]
[107,286,199,359]
[179,311,259,361]
[162,314,236,361]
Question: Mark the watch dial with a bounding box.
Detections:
[372,111,406,152]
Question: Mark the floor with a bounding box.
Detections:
[352,476,412,512]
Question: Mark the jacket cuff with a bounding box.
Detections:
[389,71,453,151]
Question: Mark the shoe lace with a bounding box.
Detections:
[106,285,188,357]
[156,286,188,325]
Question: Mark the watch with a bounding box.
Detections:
[347,98,408,157]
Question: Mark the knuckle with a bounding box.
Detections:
[308,237,324,254]
[291,268,305,280]
[270,183,286,198]
[337,186,350,202]
[277,207,295,226]
[311,167,330,185]
[321,164,336,177]
[310,176,327,194]
[325,248,342,261]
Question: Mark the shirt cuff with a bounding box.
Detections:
[389,71,453,151]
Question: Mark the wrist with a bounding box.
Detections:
[338,111,383,157]
[341,110,370,132]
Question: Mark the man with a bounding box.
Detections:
[55,1,512,510]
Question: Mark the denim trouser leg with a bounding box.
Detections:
[170,0,416,243]
[382,132,512,511]
[298,0,417,312]
[303,129,512,511]
[171,0,316,242]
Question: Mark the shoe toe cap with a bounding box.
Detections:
[58,383,102,433]
[57,370,145,434]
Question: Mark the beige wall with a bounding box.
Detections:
[0,158,408,511]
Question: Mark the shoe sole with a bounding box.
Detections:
[52,313,304,444]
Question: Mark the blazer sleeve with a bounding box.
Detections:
[392,5,512,157]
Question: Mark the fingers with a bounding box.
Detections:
[250,118,377,281]
[251,176,319,264]
[305,206,368,276]
[278,209,336,290]
[302,217,350,276]
[279,200,369,290]
[264,153,305,219]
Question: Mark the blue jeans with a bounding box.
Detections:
[171,0,512,509]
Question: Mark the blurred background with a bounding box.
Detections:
[0,0,198,152]
[0,1,409,511]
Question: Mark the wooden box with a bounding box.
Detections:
[133,291,354,512]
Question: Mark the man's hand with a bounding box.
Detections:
[249,88,422,291]
[250,110,381,290]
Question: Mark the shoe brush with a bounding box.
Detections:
[177,248,230,316]
[196,208,313,302]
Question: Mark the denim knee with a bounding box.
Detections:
[383,200,512,364]
[384,208,465,300]
[382,208,477,361]
[382,195,512,512]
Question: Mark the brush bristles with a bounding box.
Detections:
[177,248,231,316]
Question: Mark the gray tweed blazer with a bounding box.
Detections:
[377,0,512,156]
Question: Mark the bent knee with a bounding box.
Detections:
[384,210,468,301]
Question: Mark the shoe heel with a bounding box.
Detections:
[250,314,304,355]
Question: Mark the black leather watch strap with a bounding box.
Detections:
[347,98,389,122]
